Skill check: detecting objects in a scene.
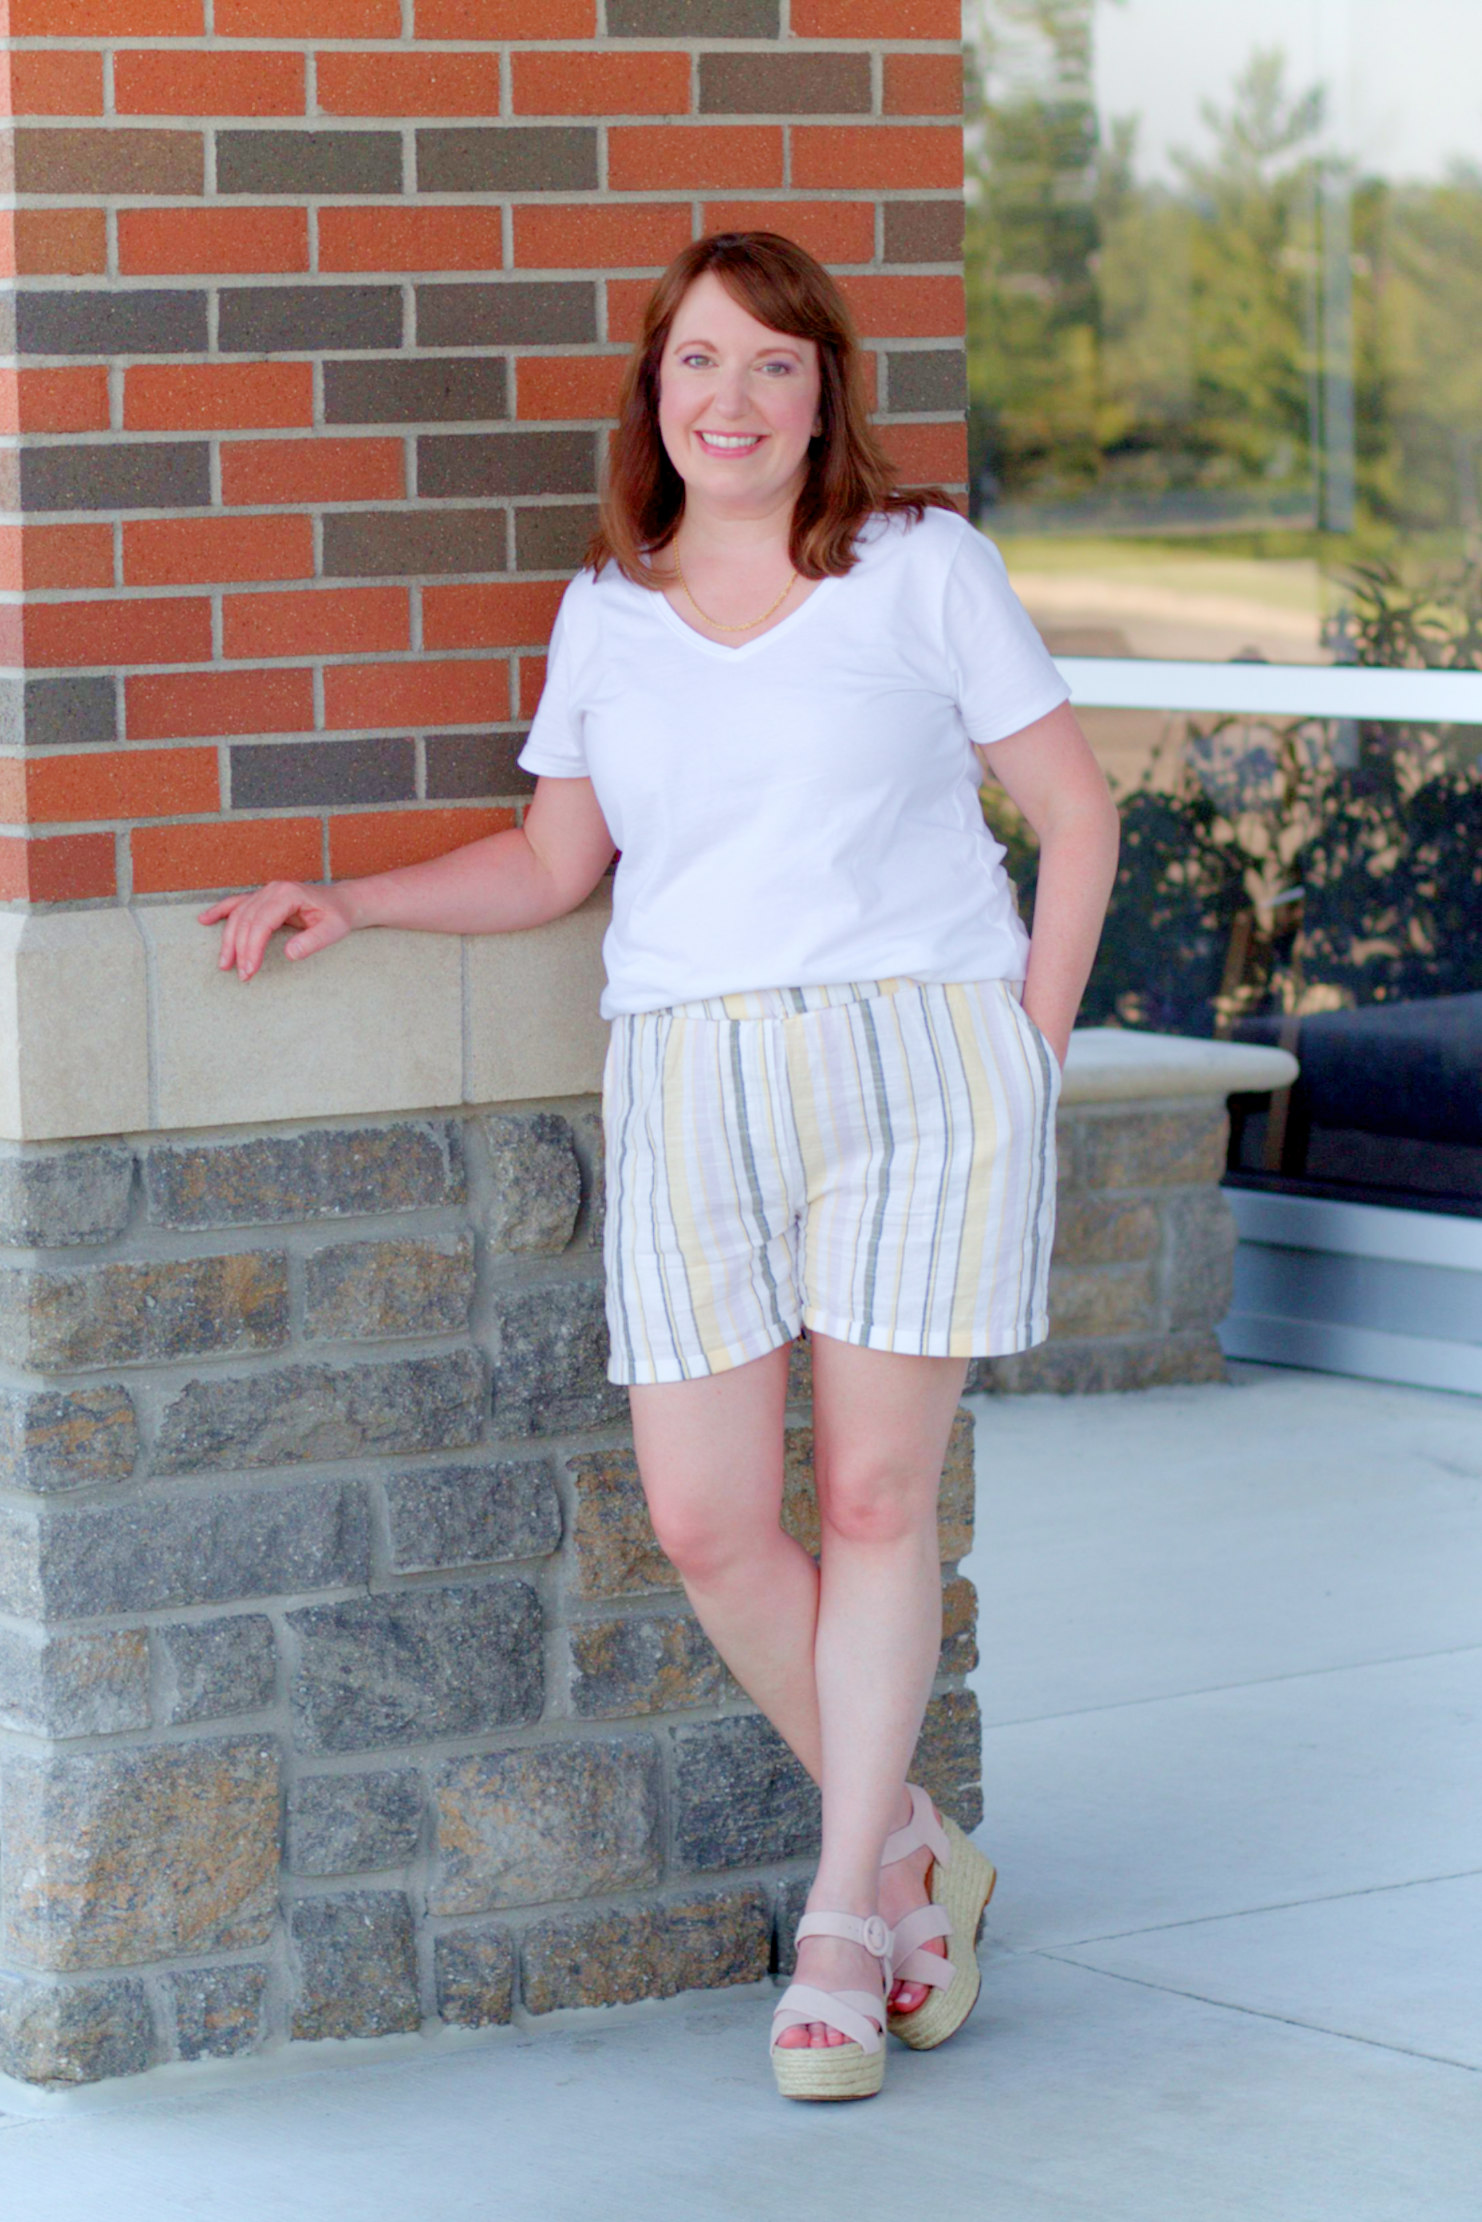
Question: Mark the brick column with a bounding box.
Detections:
[0,0,977,2093]
[1,0,966,902]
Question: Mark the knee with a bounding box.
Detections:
[644,1489,759,1588]
[817,1458,934,1548]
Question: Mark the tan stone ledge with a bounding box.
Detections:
[1062,1029,1298,1106]
[0,892,611,1142]
[0,895,1295,1142]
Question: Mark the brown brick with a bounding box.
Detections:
[416,126,596,194]
[521,1888,770,2014]
[434,1925,514,2030]
[424,733,534,798]
[23,744,217,822]
[513,502,598,572]
[883,198,964,265]
[324,356,508,427]
[0,1382,138,1495]
[19,443,209,516]
[216,130,402,196]
[12,129,203,197]
[840,271,964,337]
[230,737,416,810]
[218,284,402,354]
[125,362,313,431]
[699,51,871,114]
[607,0,777,29]
[886,346,967,414]
[418,430,595,499]
[323,508,508,579]
[416,280,596,347]
[14,288,207,357]
[289,1892,419,2041]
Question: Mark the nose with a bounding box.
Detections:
[709,365,752,419]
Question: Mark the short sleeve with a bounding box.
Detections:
[516,581,589,779]
[942,525,1070,747]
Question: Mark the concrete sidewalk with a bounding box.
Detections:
[2,1364,1478,2221]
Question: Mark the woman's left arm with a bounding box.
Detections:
[976,701,1120,1068]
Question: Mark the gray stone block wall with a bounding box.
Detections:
[0,1099,984,2092]
[969,1099,1236,1395]
[0,1091,1234,2091]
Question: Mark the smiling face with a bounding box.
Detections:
[656,271,823,522]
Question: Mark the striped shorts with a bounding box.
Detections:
[602,976,1060,1385]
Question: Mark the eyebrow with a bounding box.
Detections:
[670,332,806,359]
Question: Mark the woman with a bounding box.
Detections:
[206,232,1119,2104]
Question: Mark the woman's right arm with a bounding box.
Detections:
[202,774,616,982]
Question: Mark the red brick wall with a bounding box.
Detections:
[1,0,966,906]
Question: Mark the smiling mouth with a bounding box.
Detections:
[694,431,765,453]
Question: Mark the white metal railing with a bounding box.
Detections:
[1054,657,1482,725]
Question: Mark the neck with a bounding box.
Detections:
[671,484,800,566]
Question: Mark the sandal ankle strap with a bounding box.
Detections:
[795,1910,892,1962]
[882,1782,950,1870]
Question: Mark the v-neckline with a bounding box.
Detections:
[649,571,840,660]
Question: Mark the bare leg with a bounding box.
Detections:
[782,1336,966,2045]
[629,1335,965,2050]
[628,1343,823,1778]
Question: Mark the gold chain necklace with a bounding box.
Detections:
[672,551,799,634]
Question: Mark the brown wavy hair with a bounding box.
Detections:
[588,231,955,585]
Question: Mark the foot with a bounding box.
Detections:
[773,1926,887,2050]
[878,1799,946,2017]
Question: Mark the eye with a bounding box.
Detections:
[758,360,795,375]
[677,351,713,368]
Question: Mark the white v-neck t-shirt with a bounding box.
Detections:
[517,506,1069,1019]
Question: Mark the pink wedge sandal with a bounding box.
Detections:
[882,1783,997,2050]
[770,1911,892,2101]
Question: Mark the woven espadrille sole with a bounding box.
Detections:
[772,2039,885,2102]
[886,1816,997,2051]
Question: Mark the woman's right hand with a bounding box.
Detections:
[199,880,357,983]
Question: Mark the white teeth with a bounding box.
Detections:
[697,433,761,449]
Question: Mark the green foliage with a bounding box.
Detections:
[1072,560,1482,1031]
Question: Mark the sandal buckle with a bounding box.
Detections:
[861,1914,891,1959]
